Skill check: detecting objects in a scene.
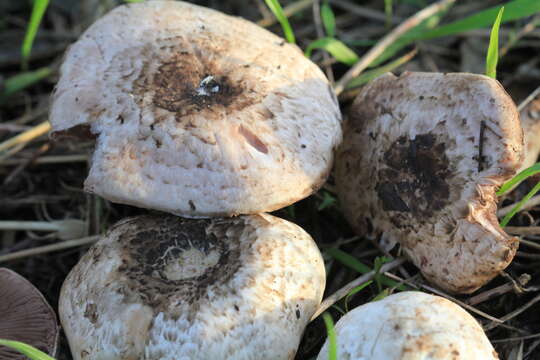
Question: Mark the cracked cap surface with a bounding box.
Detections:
[59,213,326,360]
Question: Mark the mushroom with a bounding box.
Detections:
[49,0,342,217]
[0,268,59,359]
[336,72,523,293]
[317,291,498,360]
[59,213,325,360]
[516,91,540,174]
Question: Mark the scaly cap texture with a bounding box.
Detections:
[50,1,342,217]
[59,214,326,360]
[336,72,522,293]
[317,292,498,360]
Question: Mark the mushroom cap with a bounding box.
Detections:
[0,268,59,359]
[50,0,342,217]
[59,213,326,360]
[336,72,523,293]
[517,92,540,173]
[317,291,498,360]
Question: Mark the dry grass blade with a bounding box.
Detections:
[333,0,456,95]
[1,154,88,166]
[498,195,540,217]
[505,226,540,235]
[310,257,406,321]
[466,274,531,306]
[484,293,540,331]
[518,85,540,112]
[0,120,51,155]
[0,235,99,263]
[382,271,504,324]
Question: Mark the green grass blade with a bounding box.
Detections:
[486,7,504,79]
[344,281,372,312]
[369,4,451,68]
[321,1,336,37]
[345,49,417,89]
[326,248,408,290]
[371,0,540,69]
[264,0,296,43]
[374,256,391,292]
[497,162,540,196]
[0,67,51,102]
[318,191,337,211]
[421,0,540,40]
[384,0,393,28]
[0,339,55,360]
[500,181,540,227]
[22,0,50,70]
[322,313,338,360]
[331,304,346,315]
[305,37,359,65]
[372,288,390,302]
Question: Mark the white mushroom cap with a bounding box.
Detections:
[336,72,523,293]
[317,292,498,360]
[50,0,342,217]
[59,213,325,360]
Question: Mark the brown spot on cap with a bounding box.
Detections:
[0,268,59,359]
[238,125,268,154]
[116,216,243,313]
[376,133,452,226]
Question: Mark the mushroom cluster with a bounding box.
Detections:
[336,72,523,293]
[53,1,341,359]
[50,1,524,358]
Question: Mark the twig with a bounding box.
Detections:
[500,15,540,57]
[505,226,540,235]
[257,0,315,27]
[466,274,531,306]
[381,272,504,324]
[310,257,406,321]
[0,154,88,166]
[3,142,49,184]
[484,293,540,331]
[518,85,540,112]
[312,0,335,83]
[498,195,540,217]
[0,235,98,263]
[515,251,540,260]
[492,332,540,343]
[333,0,455,95]
[0,120,51,154]
[331,0,401,24]
[519,239,540,250]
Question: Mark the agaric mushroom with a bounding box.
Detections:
[0,268,59,360]
[317,292,498,360]
[516,91,540,174]
[49,0,342,217]
[59,213,325,360]
[336,72,523,293]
